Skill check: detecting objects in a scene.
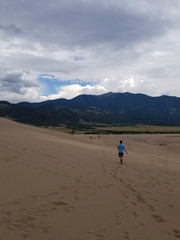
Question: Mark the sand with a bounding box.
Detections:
[0,117,179,240]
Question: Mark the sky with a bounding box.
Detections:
[0,0,180,103]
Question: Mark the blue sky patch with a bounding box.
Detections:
[73,56,85,61]
[38,74,92,96]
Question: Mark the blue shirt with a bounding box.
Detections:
[117,144,125,153]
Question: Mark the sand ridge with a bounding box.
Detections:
[0,117,180,240]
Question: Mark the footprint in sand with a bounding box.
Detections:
[132,211,138,218]
[22,233,28,238]
[51,201,75,212]
[122,231,131,239]
[113,211,120,219]
[147,204,155,212]
[153,214,167,223]
[52,201,68,207]
[3,210,12,216]
[172,229,180,239]
[87,231,105,238]
[48,191,59,196]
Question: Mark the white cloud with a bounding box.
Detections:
[0,71,43,102]
[47,84,107,100]
[0,0,180,102]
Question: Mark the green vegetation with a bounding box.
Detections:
[42,123,94,134]
[1,93,180,127]
[43,124,180,134]
[93,125,180,134]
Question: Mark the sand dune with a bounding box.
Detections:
[0,117,180,240]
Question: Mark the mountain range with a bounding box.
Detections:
[0,92,180,126]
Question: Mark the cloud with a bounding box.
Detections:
[0,72,37,94]
[0,0,180,102]
[0,24,23,36]
[0,71,42,102]
[0,0,174,48]
[47,84,107,100]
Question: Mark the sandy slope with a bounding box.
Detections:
[0,117,179,240]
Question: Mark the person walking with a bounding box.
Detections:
[117,140,128,164]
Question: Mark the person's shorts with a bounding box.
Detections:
[119,152,123,157]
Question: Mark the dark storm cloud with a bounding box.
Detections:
[0,24,23,36]
[0,0,180,101]
[0,0,171,49]
[0,72,38,95]
[43,7,166,48]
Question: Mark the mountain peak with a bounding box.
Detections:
[0,92,180,126]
